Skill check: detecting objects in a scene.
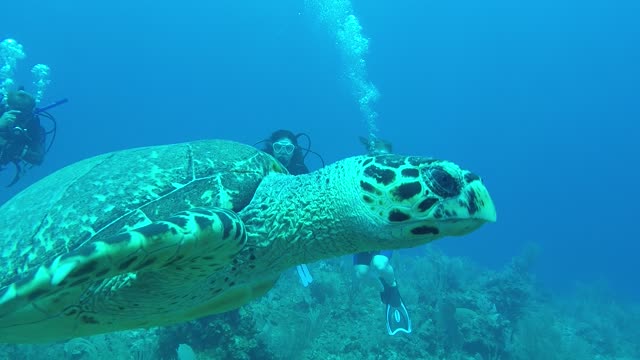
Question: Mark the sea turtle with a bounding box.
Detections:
[0,139,496,343]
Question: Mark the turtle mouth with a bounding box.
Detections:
[398,216,491,235]
[432,218,491,236]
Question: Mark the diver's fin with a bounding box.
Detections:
[296,263,313,287]
[380,279,412,335]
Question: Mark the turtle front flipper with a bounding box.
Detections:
[0,207,246,336]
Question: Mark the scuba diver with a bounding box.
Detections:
[359,135,393,155]
[255,129,324,287]
[260,129,310,175]
[0,88,65,186]
[354,135,412,336]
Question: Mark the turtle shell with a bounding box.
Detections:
[0,139,285,287]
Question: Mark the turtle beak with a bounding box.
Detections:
[468,179,497,223]
[434,179,496,237]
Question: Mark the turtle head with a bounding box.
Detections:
[354,154,496,249]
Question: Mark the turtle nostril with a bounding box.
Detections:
[426,167,460,198]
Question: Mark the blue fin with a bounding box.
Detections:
[385,298,412,335]
[379,279,412,335]
[296,264,313,287]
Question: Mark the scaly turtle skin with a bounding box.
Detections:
[0,139,496,343]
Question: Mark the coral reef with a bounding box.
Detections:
[1,245,638,359]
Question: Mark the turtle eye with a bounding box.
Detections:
[425,167,460,198]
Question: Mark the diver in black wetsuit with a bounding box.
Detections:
[0,90,46,185]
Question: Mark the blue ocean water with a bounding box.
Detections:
[1,0,637,308]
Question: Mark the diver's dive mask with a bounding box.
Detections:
[272,141,295,155]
